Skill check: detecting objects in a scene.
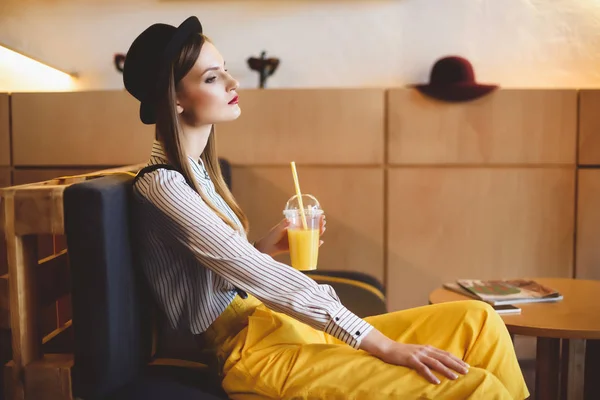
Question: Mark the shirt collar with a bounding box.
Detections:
[149,140,209,182]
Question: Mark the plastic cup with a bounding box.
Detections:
[283,194,323,271]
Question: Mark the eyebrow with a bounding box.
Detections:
[201,62,226,76]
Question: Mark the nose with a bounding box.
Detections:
[227,73,239,92]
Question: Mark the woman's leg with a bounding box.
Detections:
[223,345,513,399]
[356,300,530,399]
[219,303,524,399]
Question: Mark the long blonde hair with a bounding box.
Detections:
[154,33,249,234]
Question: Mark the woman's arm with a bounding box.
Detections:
[135,169,373,349]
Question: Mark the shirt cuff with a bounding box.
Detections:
[324,305,374,349]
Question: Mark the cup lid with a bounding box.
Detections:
[283,194,323,217]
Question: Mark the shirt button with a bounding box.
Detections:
[335,317,340,321]
[355,331,361,336]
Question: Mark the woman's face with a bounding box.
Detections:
[176,41,241,126]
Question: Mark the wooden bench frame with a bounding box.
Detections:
[0,164,144,400]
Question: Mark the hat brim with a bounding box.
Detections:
[411,83,498,103]
[140,97,157,125]
[140,16,203,125]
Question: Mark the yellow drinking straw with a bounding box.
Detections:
[290,161,308,230]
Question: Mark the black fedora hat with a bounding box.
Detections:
[410,56,498,102]
[123,16,203,125]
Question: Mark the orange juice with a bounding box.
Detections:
[287,228,319,270]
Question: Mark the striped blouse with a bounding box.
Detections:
[132,140,373,349]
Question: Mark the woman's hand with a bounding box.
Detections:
[254,215,326,257]
[359,329,469,384]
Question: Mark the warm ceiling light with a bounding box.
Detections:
[0,43,77,92]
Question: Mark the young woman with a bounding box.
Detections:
[123,16,529,400]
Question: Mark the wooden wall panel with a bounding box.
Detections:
[0,167,11,275]
[0,94,9,166]
[0,167,10,275]
[232,167,385,282]
[576,169,600,280]
[0,239,6,277]
[578,90,600,165]
[388,89,577,165]
[11,91,154,166]
[217,89,385,165]
[0,166,10,188]
[12,168,100,185]
[387,167,575,311]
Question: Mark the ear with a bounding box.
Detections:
[176,100,184,115]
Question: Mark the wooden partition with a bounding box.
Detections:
[0,94,9,167]
[388,89,577,165]
[578,90,600,165]
[11,91,153,166]
[233,167,385,282]
[0,96,9,386]
[386,88,578,310]
[0,169,10,187]
[388,167,575,309]
[217,89,385,165]
[576,170,600,280]
[576,90,600,280]
[0,167,7,276]
[1,94,10,280]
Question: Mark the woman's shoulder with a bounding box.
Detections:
[133,164,189,197]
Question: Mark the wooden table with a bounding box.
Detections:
[429,278,600,400]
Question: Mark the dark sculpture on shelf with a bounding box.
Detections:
[114,53,125,73]
[247,51,280,89]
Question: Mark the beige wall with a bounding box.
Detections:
[2,88,600,312]
[3,1,600,91]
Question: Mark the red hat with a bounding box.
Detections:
[410,56,498,102]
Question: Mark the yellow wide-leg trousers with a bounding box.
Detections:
[200,294,530,399]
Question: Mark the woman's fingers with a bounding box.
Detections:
[411,359,440,385]
[421,355,458,381]
[429,348,469,374]
[408,346,469,385]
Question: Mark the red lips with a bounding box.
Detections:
[228,95,239,105]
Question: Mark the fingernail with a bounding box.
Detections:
[465,363,470,368]
[435,378,441,385]
[452,373,458,380]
